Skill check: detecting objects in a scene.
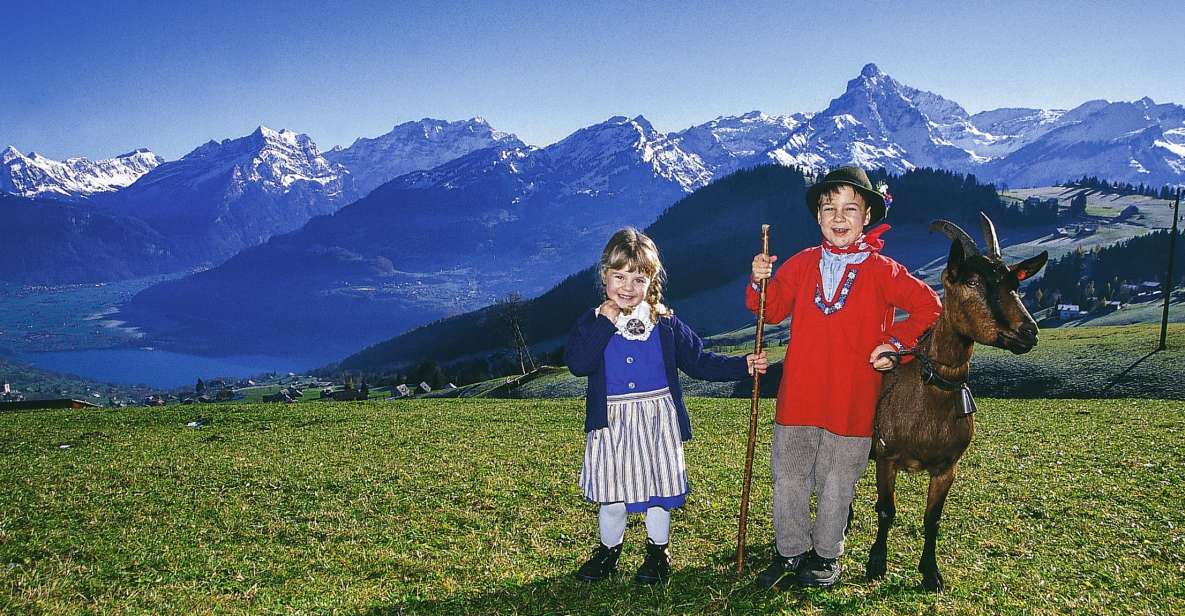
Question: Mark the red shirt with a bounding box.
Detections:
[746,246,941,437]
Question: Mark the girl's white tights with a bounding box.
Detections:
[598,503,670,546]
[645,506,670,544]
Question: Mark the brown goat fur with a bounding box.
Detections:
[866,213,1047,592]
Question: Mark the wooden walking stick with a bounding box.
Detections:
[737,224,770,575]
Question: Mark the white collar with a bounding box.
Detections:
[614,301,655,341]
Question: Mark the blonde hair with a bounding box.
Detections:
[598,227,672,321]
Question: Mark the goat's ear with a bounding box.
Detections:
[1010,251,1048,282]
[947,239,965,277]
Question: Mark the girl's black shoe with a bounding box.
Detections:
[634,539,671,584]
[574,543,622,582]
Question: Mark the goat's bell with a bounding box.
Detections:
[959,385,977,416]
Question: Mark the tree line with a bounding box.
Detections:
[1062,176,1181,200]
[1026,228,1185,313]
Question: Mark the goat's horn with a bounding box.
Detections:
[979,212,1002,259]
[928,219,980,256]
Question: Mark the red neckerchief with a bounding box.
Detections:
[822,224,890,255]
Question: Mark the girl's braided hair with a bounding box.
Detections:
[597,227,672,322]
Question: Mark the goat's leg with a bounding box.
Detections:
[919,465,957,592]
[865,458,897,579]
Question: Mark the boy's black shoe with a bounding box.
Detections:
[574,543,622,582]
[796,551,841,588]
[634,539,671,584]
[755,550,810,590]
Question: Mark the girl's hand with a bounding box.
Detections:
[870,344,897,371]
[746,351,768,376]
[751,254,778,283]
[597,300,622,321]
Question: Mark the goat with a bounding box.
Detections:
[865,212,1048,592]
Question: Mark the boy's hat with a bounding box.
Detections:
[806,165,889,226]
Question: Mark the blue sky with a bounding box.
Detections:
[2,0,1183,161]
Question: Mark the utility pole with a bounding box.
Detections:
[1160,187,1181,351]
[496,292,535,375]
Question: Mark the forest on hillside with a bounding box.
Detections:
[1026,228,1183,313]
[333,165,1052,386]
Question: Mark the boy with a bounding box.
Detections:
[747,166,940,589]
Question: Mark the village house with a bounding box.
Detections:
[263,390,296,403]
[2,383,24,402]
[1057,304,1087,320]
[1134,281,1164,301]
[0,399,99,411]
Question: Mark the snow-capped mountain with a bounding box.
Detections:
[100,126,354,264]
[980,97,1185,186]
[121,115,717,356]
[324,117,521,196]
[962,107,1074,157]
[1,146,162,200]
[392,143,540,192]
[761,63,977,173]
[397,115,711,196]
[127,126,347,199]
[670,110,808,176]
[541,115,711,194]
[745,63,1185,188]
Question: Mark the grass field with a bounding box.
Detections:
[2,397,1182,614]
[501,324,1185,401]
[971,323,1185,398]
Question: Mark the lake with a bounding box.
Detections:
[15,348,332,389]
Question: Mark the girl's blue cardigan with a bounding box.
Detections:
[564,309,750,441]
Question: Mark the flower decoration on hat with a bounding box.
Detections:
[876,181,893,213]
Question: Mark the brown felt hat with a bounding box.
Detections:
[806,165,888,226]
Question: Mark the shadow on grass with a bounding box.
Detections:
[364,544,935,614]
[1097,349,1159,396]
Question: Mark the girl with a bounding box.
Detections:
[565,227,768,584]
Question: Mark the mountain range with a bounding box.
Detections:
[1,146,161,200]
[118,115,711,357]
[0,119,515,282]
[4,63,1185,358]
[324,117,522,196]
[0,193,180,284]
[92,126,355,266]
[9,63,1184,209]
[760,64,1185,187]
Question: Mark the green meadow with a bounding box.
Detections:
[510,324,1185,400]
[2,396,1182,614]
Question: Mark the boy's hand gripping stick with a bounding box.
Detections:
[737,224,769,575]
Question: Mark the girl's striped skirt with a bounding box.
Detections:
[579,387,689,512]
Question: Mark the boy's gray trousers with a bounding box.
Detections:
[771,424,871,559]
